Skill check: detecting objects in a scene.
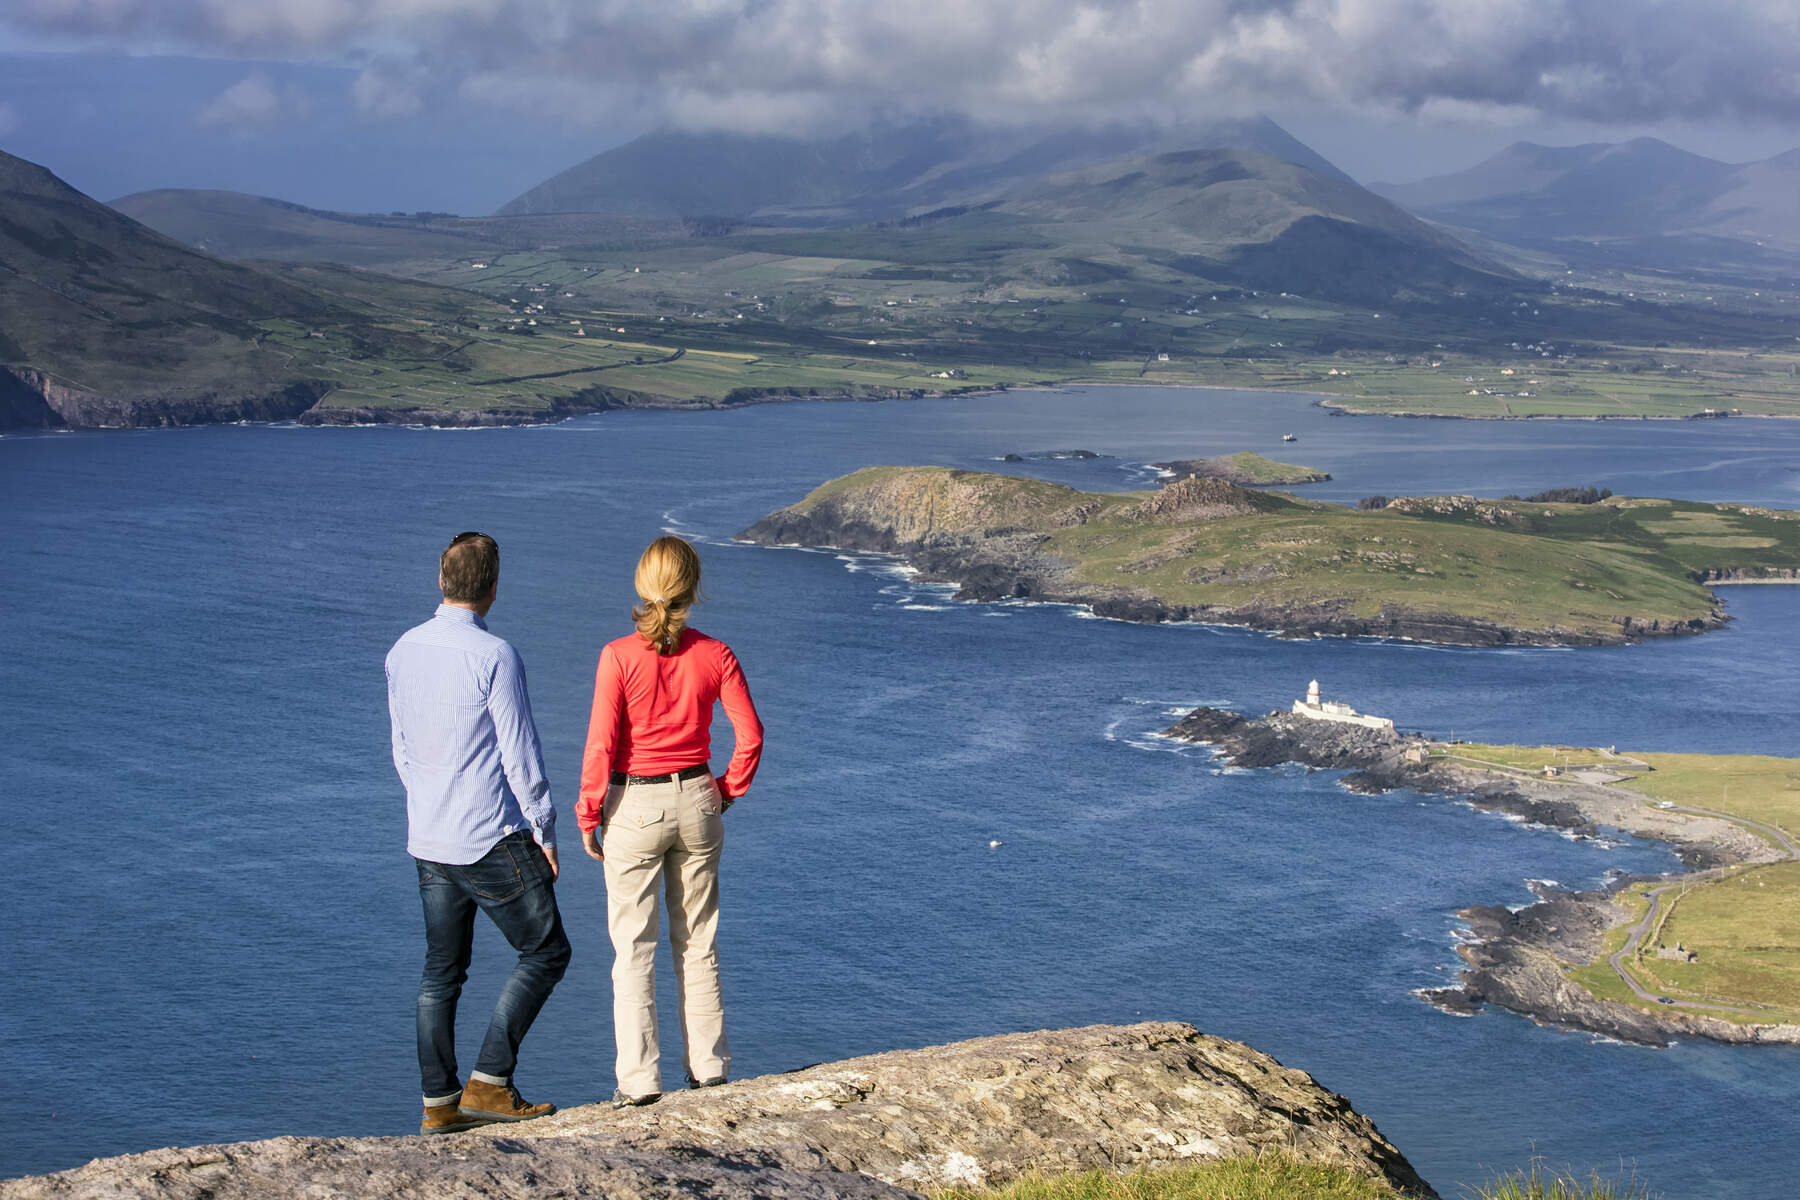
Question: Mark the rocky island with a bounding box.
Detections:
[0,1023,1435,1200]
[739,466,1800,646]
[1163,702,1800,1047]
[1150,451,1331,486]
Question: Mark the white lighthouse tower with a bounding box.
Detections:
[1305,679,1321,707]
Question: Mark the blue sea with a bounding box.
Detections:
[5,387,1799,1194]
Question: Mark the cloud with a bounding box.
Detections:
[195,71,295,130]
[10,0,1800,134]
[353,59,427,118]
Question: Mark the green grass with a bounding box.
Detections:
[1620,751,1800,834]
[925,1160,1656,1200]
[1467,1160,1657,1200]
[1643,862,1800,1014]
[929,1160,1405,1200]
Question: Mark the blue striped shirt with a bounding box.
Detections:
[385,604,556,864]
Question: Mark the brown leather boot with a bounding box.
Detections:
[459,1077,556,1122]
[420,1099,485,1136]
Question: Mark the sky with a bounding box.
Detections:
[3,0,1799,215]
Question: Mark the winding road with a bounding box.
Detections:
[1605,803,1799,1015]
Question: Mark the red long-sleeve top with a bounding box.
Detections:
[576,627,764,833]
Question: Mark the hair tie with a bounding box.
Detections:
[652,595,666,604]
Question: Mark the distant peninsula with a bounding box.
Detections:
[1162,701,1800,1046]
[738,466,1800,646]
[1151,450,1330,486]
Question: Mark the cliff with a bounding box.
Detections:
[737,467,1800,646]
[0,368,331,429]
[0,1023,1435,1199]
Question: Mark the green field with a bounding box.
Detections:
[1451,742,1800,1022]
[267,203,1800,421]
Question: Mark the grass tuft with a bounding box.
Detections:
[930,1158,1405,1200]
[1462,1160,1658,1200]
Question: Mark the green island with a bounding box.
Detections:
[1150,450,1330,486]
[1441,743,1800,1026]
[740,466,1800,645]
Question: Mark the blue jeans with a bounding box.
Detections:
[415,830,570,1099]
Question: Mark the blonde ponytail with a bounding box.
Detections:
[632,536,702,653]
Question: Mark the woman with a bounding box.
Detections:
[576,535,764,1107]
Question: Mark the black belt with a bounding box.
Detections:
[612,764,710,787]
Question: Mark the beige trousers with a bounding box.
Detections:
[601,771,729,1097]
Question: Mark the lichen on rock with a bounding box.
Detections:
[0,1023,1437,1200]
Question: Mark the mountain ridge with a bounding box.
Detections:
[496,115,1355,221]
[1374,136,1800,253]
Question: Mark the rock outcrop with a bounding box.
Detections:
[0,1023,1436,1200]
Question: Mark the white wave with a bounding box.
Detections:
[1119,736,1197,754]
[1121,695,1231,709]
[1585,1032,1667,1049]
[1411,988,1479,1017]
[901,604,951,612]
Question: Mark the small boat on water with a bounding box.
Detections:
[1282,433,1298,442]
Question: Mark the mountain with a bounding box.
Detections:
[107,190,683,265]
[1374,137,1800,255]
[0,150,366,426]
[0,150,524,429]
[106,190,502,264]
[496,116,1354,221]
[988,147,1513,302]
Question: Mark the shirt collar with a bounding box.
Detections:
[435,602,488,631]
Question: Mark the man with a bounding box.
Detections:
[386,531,570,1135]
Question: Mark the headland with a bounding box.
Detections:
[1163,698,1800,1046]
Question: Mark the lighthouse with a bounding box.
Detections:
[1292,678,1395,731]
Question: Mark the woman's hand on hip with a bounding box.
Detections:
[582,829,604,862]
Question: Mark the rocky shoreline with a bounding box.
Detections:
[1162,707,1800,1047]
[0,1023,1436,1200]
[0,367,1003,431]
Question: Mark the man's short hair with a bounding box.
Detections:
[440,532,499,603]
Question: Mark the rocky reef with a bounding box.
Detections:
[0,1023,1435,1199]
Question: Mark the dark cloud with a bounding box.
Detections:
[6,0,1799,132]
